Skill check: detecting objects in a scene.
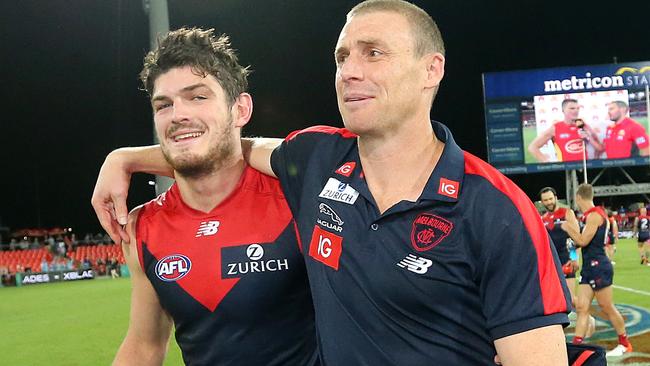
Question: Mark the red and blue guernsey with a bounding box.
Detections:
[580,207,609,261]
[541,208,571,265]
[637,214,650,242]
[135,166,318,366]
[270,121,571,365]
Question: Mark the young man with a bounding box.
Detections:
[110,28,317,365]
[93,1,571,364]
[603,101,650,159]
[561,184,632,357]
[633,206,650,265]
[528,99,603,162]
[539,187,580,303]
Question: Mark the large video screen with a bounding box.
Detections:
[483,62,650,174]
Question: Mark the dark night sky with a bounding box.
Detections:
[2,0,650,235]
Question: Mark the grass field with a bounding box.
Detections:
[2,238,650,365]
[0,277,183,365]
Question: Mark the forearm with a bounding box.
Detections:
[563,226,586,246]
[110,146,173,178]
[113,335,168,366]
[528,145,548,162]
[241,137,281,177]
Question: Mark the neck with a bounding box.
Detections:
[564,117,575,124]
[357,117,444,212]
[175,155,246,213]
[580,202,595,213]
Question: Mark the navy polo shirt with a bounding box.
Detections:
[271,121,570,365]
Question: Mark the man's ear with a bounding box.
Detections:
[232,92,253,128]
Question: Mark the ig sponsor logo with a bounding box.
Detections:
[309,226,343,270]
[335,162,356,177]
[155,254,192,282]
[437,178,459,199]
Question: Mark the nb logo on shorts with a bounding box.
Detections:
[397,254,433,274]
[196,221,220,237]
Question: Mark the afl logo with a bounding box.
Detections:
[564,139,584,154]
[155,254,192,282]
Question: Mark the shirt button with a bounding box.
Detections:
[371,224,379,231]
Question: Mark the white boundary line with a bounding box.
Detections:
[613,285,650,296]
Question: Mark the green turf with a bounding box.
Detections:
[1,238,649,365]
[0,277,182,365]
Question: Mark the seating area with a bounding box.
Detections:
[0,244,124,274]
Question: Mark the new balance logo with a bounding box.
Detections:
[397,254,433,274]
[196,221,220,237]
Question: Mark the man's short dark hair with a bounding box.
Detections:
[539,186,557,198]
[140,27,250,105]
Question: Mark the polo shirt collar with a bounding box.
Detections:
[329,121,465,204]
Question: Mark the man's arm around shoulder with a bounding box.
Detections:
[113,207,173,366]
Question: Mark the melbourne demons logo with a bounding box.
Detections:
[155,254,192,282]
[564,139,584,154]
[411,213,453,251]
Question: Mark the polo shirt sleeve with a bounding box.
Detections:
[630,121,650,149]
[270,125,346,213]
[466,173,571,340]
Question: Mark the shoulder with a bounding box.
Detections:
[463,152,540,224]
[285,125,357,141]
[241,167,286,200]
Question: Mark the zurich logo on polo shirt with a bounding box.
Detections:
[319,178,359,205]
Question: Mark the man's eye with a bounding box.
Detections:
[155,103,171,111]
[193,95,207,101]
[369,49,382,57]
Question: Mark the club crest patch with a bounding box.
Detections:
[411,213,453,251]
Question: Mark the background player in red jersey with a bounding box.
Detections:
[109,28,317,365]
[603,101,650,159]
[562,184,632,357]
[633,206,650,265]
[528,99,603,162]
[539,187,580,304]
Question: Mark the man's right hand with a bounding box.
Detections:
[91,145,175,245]
[91,150,133,245]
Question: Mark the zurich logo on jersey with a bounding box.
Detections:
[155,254,192,282]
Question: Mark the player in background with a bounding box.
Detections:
[633,206,650,266]
[539,187,580,304]
[528,99,603,162]
[605,211,618,265]
[562,184,632,357]
[603,101,650,159]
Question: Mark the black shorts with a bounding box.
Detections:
[580,258,613,290]
[639,232,650,244]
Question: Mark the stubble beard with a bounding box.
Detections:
[162,118,235,180]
